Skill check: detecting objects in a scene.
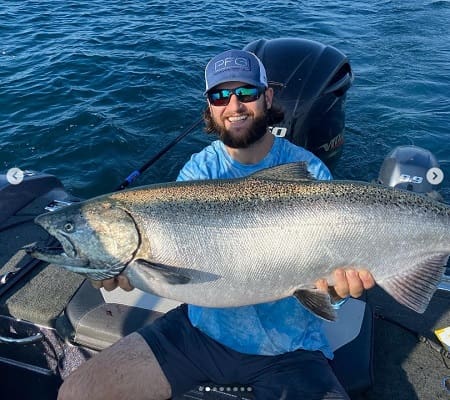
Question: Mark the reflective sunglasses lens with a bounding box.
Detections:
[235,87,260,102]
[208,86,261,106]
[208,90,232,106]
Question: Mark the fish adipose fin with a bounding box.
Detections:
[293,289,337,321]
[249,162,315,182]
[135,259,191,284]
[379,253,449,313]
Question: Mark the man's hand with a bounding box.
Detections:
[315,268,375,300]
[90,275,134,292]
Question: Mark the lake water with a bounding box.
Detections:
[1,0,449,200]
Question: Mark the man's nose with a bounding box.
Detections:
[227,94,244,110]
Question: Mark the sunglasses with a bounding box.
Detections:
[207,85,263,107]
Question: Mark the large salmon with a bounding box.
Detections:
[29,163,449,320]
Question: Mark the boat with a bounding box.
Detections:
[0,38,448,400]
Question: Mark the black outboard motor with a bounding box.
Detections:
[377,145,444,201]
[244,38,353,169]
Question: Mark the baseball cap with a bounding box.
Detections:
[204,49,268,94]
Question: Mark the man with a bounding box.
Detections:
[58,50,375,400]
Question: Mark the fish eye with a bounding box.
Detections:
[63,222,75,233]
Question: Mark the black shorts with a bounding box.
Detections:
[138,304,349,400]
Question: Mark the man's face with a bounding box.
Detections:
[208,81,273,149]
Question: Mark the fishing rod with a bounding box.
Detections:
[115,117,203,191]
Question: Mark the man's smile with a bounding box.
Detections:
[227,115,248,123]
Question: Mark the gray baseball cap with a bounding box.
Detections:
[204,49,268,94]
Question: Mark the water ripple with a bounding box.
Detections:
[1,0,449,201]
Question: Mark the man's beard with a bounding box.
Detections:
[213,110,269,149]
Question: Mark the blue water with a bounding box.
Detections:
[1,0,449,200]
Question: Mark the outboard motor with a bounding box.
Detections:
[377,145,449,288]
[377,145,444,201]
[244,38,353,169]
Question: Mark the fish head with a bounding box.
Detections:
[30,200,140,280]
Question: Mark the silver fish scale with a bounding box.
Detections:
[34,174,450,311]
[123,187,450,307]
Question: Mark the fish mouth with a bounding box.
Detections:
[26,241,117,280]
[27,231,126,281]
[27,226,91,265]
[26,233,89,268]
[55,230,77,257]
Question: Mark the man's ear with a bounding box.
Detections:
[265,87,274,109]
[207,100,213,113]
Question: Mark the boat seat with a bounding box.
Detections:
[62,280,374,397]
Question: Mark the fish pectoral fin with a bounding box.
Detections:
[378,253,449,313]
[134,259,191,285]
[293,289,337,321]
[249,162,315,182]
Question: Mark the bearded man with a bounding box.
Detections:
[58,49,375,400]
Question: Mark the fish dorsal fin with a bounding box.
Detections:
[249,162,314,182]
[379,253,448,313]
